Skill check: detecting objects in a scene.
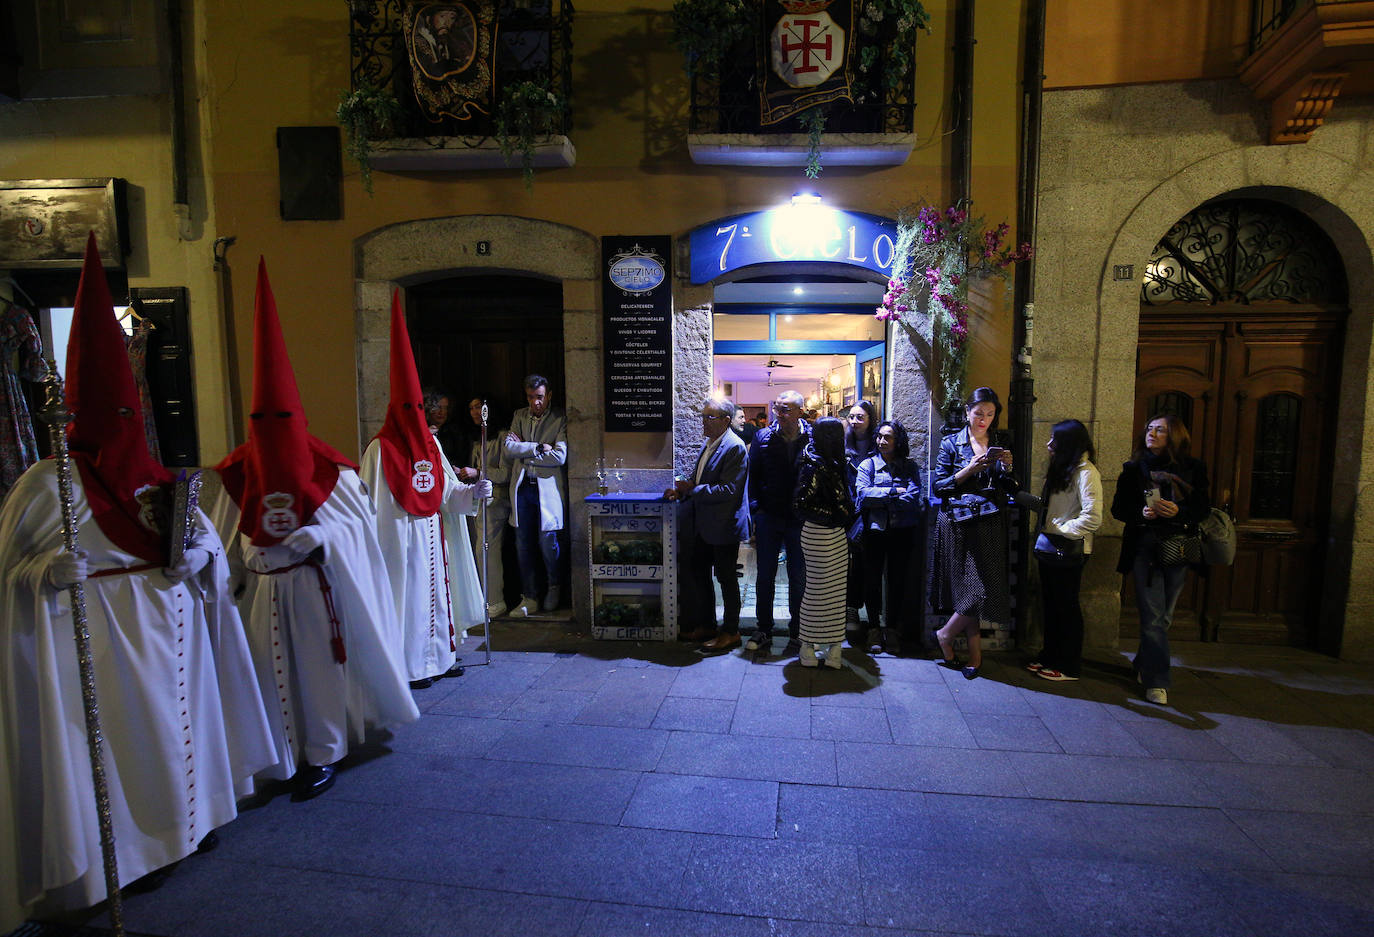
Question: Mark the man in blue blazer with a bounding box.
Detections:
[668,398,750,650]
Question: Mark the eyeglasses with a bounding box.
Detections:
[773,404,798,413]
[702,413,728,421]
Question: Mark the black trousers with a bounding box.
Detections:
[684,534,742,634]
[861,527,917,631]
[1037,556,1087,676]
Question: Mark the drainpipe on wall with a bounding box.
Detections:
[166,0,194,241]
[1010,0,1046,646]
[945,0,974,438]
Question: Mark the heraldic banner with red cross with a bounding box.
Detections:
[759,0,856,126]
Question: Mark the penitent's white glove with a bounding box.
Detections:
[47,548,89,589]
[475,479,493,501]
[281,525,325,561]
[164,548,212,583]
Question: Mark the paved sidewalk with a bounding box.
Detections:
[45,626,1374,937]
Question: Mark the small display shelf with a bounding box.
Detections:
[585,492,677,640]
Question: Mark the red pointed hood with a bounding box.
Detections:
[373,289,444,516]
[66,231,174,563]
[215,258,354,545]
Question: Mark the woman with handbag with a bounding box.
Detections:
[793,417,855,669]
[931,387,1016,679]
[1027,419,1102,682]
[1110,414,1210,705]
[855,419,923,655]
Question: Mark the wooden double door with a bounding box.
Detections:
[1129,305,1344,646]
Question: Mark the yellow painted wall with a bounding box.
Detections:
[2,0,1030,463]
[1045,0,1249,89]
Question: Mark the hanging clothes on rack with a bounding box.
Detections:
[123,312,163,464]
[0,299,48,498]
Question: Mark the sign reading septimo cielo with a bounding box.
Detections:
[688,207,897,284]
[602,236,673,432]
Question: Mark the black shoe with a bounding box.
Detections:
[782,638,801,657]
[443,662,465,679]
[125,863,177,894]
[962,666,980,681]
[195,831,220,854]
[409,677,434,690]
[291,763,336,801]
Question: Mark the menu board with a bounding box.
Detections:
[602,236,673,432]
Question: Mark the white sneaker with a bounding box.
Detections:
[745,633,771,651]
[487,601,508,618]
[514,596,538,617]
[799,642,818,667]
[1145,687,1168,705]
[822,644,843,669]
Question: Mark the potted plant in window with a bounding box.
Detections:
[495,80,567,189]
[336,81,403,194]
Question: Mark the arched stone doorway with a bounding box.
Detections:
[1126,196,1348,648]
[1086,170,1374,659]
[352,215,600,623]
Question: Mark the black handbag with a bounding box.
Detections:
[1034,531,1084,566]
[947,492,1000,523]
[1156,532,1202,567]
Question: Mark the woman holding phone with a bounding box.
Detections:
[1110,414,1210,705]
[930,387,1015,679]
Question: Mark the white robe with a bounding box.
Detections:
[360,440,484,682]
[0,462,276,928]
[208,469,419,780]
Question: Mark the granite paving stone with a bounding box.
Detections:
[1117,716,1244,761]
[501,687,599,723]
[962,712,1063,752]
[776,783,936,850]
[837,740,1029,796]
[575,903,777,937]
[1066,802,1280,870]
[1005,750,1215,806]
[674,836,865,924]
[387,881,589,937]
[487,721,668,770]
[880,694,980,749]
[658,730,838,784]
[860,846,1055,936]
[1274,723,1374,769]
[810,703,893,743]
[1219,869,1374,937]
[650,695,736,733]
[1184,760,1374,813]
[620,773,779,837]
[1224,808,1374,874]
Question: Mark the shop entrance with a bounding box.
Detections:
[710,277,887,628]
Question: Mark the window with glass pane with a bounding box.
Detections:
[1250,393,1300,518]
[712,314,769,340]
[775,314,884,342]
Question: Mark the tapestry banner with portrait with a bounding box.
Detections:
[403,0,498,122]
[758,0,856,126]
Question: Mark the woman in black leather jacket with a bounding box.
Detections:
[930,387,1015,679]
[1110,414,1209,707]
[793,417,855,669]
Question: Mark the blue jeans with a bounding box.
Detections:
[515,482,560,598]
[1132,551,1187,690]
[754,512,804,639]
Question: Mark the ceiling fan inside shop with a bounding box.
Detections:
[764,357,793,386]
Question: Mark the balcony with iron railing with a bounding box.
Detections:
[346,0,575,174]
[684,7,920,169]
[1239,0,1374,144]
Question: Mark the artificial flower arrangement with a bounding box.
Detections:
[877,199,1032,407]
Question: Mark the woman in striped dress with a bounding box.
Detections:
[792,417,855,668]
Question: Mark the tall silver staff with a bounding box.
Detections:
[40,360,125,937]
[478,400,492,665]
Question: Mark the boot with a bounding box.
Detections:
[882,627,902,657]
[865,628,884,655]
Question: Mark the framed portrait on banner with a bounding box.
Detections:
[403,1,497,122]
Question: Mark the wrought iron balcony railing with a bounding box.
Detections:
[348,0,574,140]
[1250,0,1312,53]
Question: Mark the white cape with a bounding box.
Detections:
[0,462,276,927]
[360,440,484,681]
[207,468,418,781]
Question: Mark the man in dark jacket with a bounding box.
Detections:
[669,398,750,649]
[745,390,811,653]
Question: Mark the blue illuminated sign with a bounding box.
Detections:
[688,208,897,284]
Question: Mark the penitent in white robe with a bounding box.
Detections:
[360,440,485,682]
[208,469,418,780]
[0,462,276,929]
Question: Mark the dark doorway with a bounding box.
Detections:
[407,274,567,611]
[408,274,565,423]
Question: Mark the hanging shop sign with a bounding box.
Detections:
[0,178,129,269]
[688,207,896,283]
[602,236,673,432]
